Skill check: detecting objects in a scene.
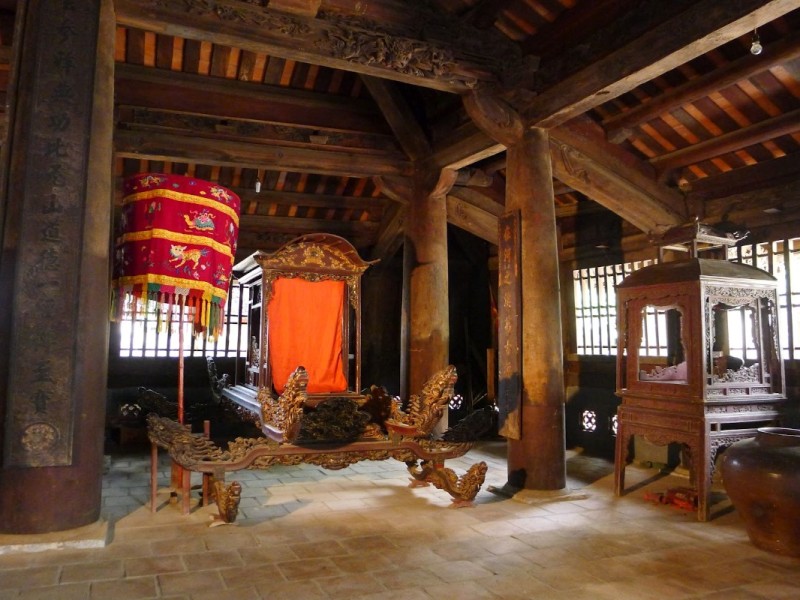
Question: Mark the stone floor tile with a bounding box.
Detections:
[275,557,342,581]
[313,572,384,598]
[181,549,243,571]
[5,442,798,599]
[527,564,606,591]
[0,566,60,591]
[329,553,395,574]
[90,576,158,599]
[60,558,124,583]
[17,582,92,600]
[425,558,495,583]
[474,573,557,599]
[157,569,226,596]
[740,579,800,599]
[287,540,348,560]
[189,585,261,600]
[253,579,326,599]
[370,566,444,590]
[124,554,185,577]
[356,589,431,600]
[423,579,500,598]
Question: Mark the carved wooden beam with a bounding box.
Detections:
[651,108,800,176]
[605,30,800,143]
[115,129,412,177]
[434,111,686,235]
[550,118,686,234]
[116,0,534,93]
[360,76,431,161]
[525,0,799,128]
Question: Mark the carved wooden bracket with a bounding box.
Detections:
[408,166,458,202]
[375,175,413,205]
[462,91,524,148]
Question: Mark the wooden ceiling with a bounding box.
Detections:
[2,0,800,263]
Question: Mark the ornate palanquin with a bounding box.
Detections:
[222,233,375,420]
[614,226,787,521]
[149,235,490,524]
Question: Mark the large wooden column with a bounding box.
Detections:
[464,91,566,490]
[402,167,456,405]
[505,128,566,490]
[0,0,114,534]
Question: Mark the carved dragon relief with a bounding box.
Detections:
[319,15,461,84]
[147,364,489,523]
[386,365,457,439]
[257,365,308,442]
[408,460,488,507]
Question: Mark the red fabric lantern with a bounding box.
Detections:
[111,173,240,340]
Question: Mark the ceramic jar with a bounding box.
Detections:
[721,427,800,557]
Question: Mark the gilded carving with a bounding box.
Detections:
[386,365,457,438]
[258,365,308,442]
[407,460,488,506]
[210,480,242,526]
[147,408,488,523]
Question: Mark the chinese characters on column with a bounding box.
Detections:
[5,1,100,467]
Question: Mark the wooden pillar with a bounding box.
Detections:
[402,167,456,407]
[505,128,566,490]
[0,0,114,534]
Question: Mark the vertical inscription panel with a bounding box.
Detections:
[4,1,100,467]
[497,210,522,440]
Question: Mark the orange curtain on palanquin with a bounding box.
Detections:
[268,277,347,394]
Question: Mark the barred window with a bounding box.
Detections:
[118,281,248,358]
[573,260,656,355]
[574,238,800,360]
[728,238,800,360]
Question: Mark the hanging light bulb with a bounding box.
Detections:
[750,29,763,55]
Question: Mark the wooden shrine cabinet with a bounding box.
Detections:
[222,233,376,420]
[614,230,786,521]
